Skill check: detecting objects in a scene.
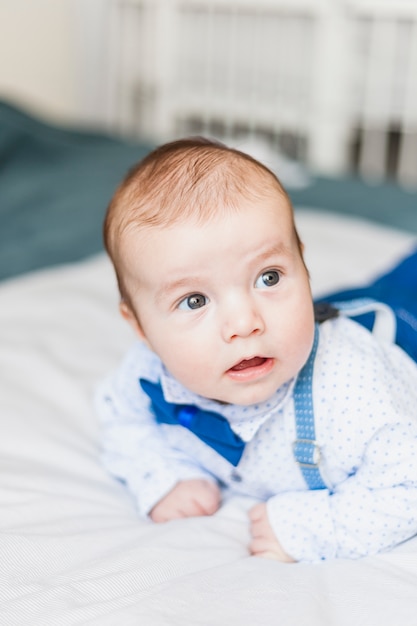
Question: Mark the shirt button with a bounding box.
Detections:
[231,471,242,482]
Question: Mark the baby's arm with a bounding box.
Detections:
[250,421,417,562]
[96,344,219,516]
[150,479,221,522]
[249,503,296,562]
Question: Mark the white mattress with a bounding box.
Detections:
[1,210,417,626]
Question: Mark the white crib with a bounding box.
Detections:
[77,0,417,187]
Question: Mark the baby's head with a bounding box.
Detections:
[105,137,315,405]
[105,137,303,303]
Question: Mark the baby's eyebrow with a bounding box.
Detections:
[155,276,202,304]
[252,242,292,263]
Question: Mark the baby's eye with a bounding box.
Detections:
[178,293,208,310]
[255,270,280,288]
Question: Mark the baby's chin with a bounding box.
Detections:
[184,371,288,407]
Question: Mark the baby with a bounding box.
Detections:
[96,137,417,563]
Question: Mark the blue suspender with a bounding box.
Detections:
[292,298,400,489]
[292,325,326,490]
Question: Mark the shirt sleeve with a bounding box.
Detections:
[95,344,217,516]
[266,420,417,562]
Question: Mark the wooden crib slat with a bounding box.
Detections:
[397,20,417,189]
[77,0,417,188]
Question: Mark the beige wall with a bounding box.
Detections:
[0,0,79,123]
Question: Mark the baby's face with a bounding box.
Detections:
[121,193,315,406]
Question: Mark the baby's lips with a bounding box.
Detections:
[230,357,267,371]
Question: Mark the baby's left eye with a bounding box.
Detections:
[255,270,280,288]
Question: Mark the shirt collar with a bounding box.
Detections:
[160,366,294,442]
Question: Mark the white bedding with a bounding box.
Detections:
[1,210,417,626]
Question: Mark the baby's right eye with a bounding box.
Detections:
[178,293,208,310]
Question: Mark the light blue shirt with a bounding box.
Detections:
[96,316,417,562]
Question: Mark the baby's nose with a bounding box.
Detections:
[221,298,265,342]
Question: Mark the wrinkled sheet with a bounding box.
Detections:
[1,210,417,626]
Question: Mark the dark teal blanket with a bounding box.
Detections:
[1,100,416,281]
[0,101,153,281]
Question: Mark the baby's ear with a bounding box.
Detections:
[119,301,146,341]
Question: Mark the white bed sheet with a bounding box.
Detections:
[1,210,417,626]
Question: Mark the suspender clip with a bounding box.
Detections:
[293,439,322,468]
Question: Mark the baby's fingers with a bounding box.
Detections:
[249,502,267,523]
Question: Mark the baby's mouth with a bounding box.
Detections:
[226,356,274,382]
[230,357,267,371]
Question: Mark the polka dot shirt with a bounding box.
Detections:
[96,316,417,562]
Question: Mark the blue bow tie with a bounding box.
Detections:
[139,379,245,466]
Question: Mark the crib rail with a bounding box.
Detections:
[78,0,417,188]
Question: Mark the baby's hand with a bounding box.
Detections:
[249,503,296,563]
[150,479,221,523]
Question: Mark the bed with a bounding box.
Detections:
[1,99,417,625]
